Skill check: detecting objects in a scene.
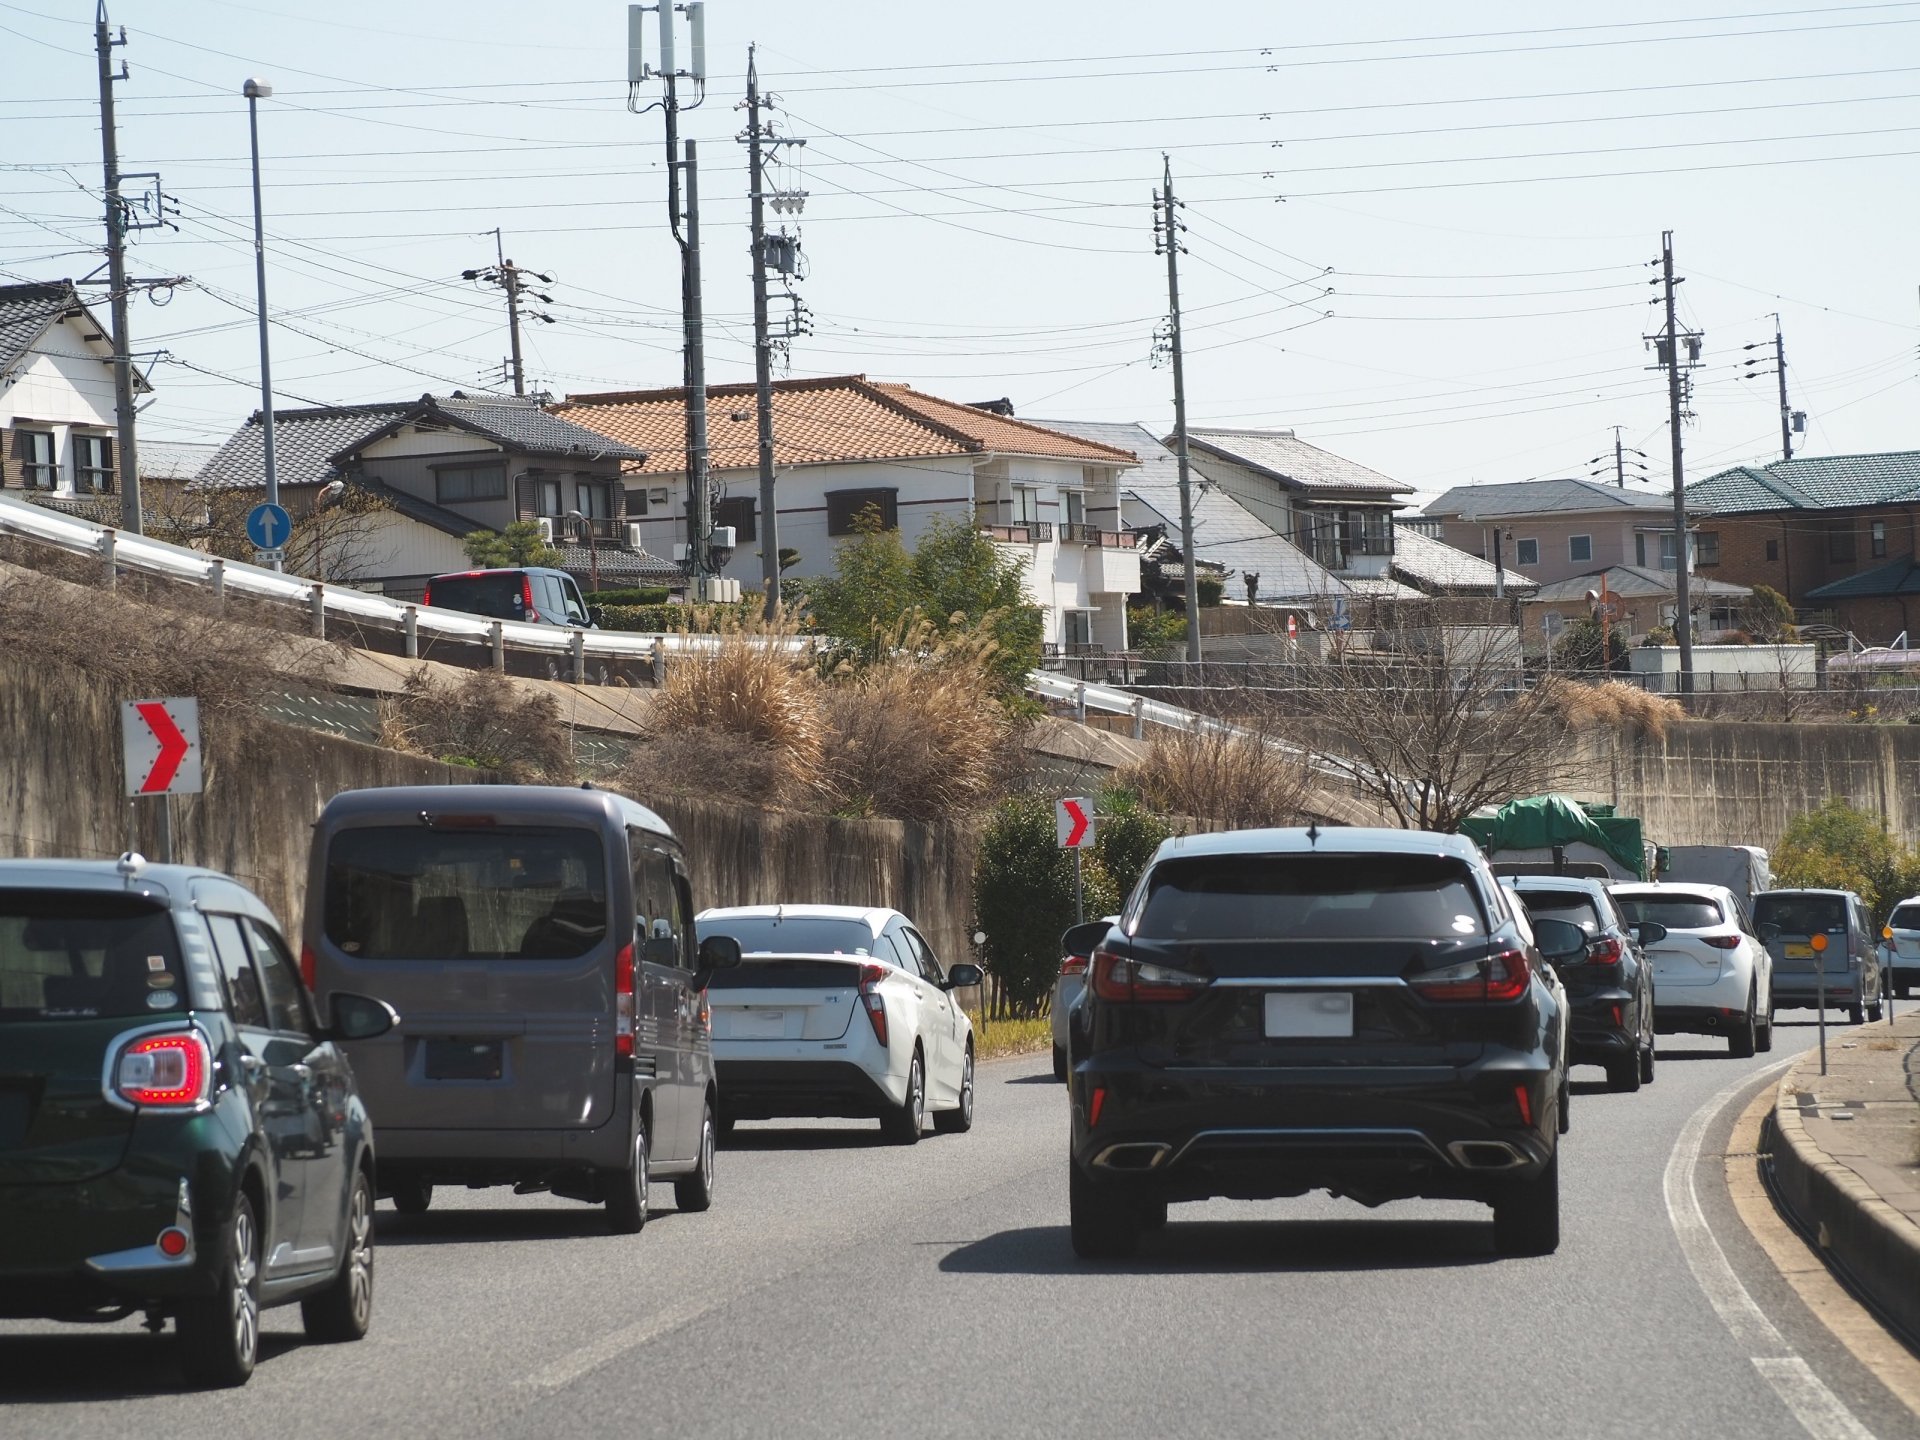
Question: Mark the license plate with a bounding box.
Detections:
[424,1039,503,1081]
[738,1008,787,1038]
[1784,942,1814,959]
[1264,991,1353,1038]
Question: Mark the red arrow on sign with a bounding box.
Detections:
[135,701,191,794]
[1061,798,1090,848]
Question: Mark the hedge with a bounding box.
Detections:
[584,586,671,607]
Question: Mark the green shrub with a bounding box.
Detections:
[1775,797,1920,923]
[596,601,758,633]
[584,586,670,607]
[1196,572,1225,607]
[973,794,1117,1016]
[1093,788,1172,901]
[1127,604,1187,659]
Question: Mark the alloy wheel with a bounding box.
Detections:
[344,1180,373,1329]
[230,1206,260,1370]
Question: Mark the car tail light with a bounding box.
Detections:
[1585,936,1624,965]
[858,962,889,1047]
[1703,934,1742,950]
[1060,954,1090,977]
[614,943,635,1058]
[1089,1086,1107,1127]
[157,1227,190,1258]
[522,574,540,622]
[114,1032,211,1108]
[1513,1083,1533,1127]
[1412,948,1531,1003]
[299,943,317,990]
[422,581,435,606]
[1089,947,1207,1003]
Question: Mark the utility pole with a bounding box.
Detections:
[741,47,807,619]
[1647,231,1703,694]
[94,3,142,535]
[1154,155,1202,663]
[1589,426,1647,489]
[463,231,551,397]
[1742,314,1798,462]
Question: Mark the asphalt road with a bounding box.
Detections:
[4,1019,1916,1439]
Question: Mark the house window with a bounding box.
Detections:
[435,462,507,504]
[575,479,611,519]
[74,434,113,492]
[1011,486,1040,523]
[1063,490,1086,527]
[1872,520,1888,559]
[624,487,649,517]
[715,495,756,543]
[826,487,898,536]
[1765,539,1779,561]
[1064,611,1093,648]
[1635,534,1646,567]
[1542,612,1564,637]
[15,430,56,489]
[1696,531,1720,566]
[1640,532,1679,570]
[1828,524,1856,564]
[538,478,565,517]
[1514,538,1540,567]
[1568,534,1592,564]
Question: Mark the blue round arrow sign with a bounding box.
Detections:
[246,502,292,550]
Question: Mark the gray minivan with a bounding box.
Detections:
[1751,887,1884,1024]
[302,784,740,1233]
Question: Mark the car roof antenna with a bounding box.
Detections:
[1306,821,1321,846]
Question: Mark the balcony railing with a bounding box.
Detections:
[982,521,1054,544]
[1059,523,1138,548]
[548,514,621,542]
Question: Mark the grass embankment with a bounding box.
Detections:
[968,1014,1053,1062]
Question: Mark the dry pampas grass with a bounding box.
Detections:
[1545,679,1687,740]
[1117,723,1313,829]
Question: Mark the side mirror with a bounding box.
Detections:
[691,933,743,992]
[1531,917,1587,964]
[945,962,984,991]
[1060,919,1115,960]
[588,605,606,628]
[1632,921,1668,946]
[329,991,399,1042]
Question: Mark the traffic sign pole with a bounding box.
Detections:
[1074,849,1084,926]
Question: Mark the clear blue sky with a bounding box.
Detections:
[2,0,1916,502]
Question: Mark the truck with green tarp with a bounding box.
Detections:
[1458,795,1650,881]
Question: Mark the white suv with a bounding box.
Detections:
[697,905,980,1144]
[1610,882,1774,1055]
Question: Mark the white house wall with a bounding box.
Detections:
[369,425,499,460]
[331,510,473,594]
[0,314,125,497]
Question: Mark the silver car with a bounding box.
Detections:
[1051,918,1117,1082]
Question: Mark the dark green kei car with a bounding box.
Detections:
[0,857,397,1386]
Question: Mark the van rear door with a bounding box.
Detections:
[316,820,616,1132]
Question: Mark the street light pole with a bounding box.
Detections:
[568,509,601,593]
[244,77,281,572]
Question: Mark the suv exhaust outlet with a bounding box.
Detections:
[1092,1142,1173,1171]
[1447,1140,1526,1171]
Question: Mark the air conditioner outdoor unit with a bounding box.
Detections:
[625,523,644,549]
[535,517,555,544]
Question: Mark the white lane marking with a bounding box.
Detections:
[1755,1358,1879,1440]
[1667,1057,1881,1440]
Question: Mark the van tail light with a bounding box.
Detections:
[614,943,635,1058]
[1412,948,1531,1003]
[1089,948,1208,1003]
[1060,953,1090,977]
[858,962,889,1047]
[299,943,317,990]
[522,575,540,622]
[1584,936,1624,965]
[1703,934,1742,950]
[422,581,434,606]
[113,1032,211,1108]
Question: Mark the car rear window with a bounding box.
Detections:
[1516,891,1603,935]
[706,957,866,990]
[0,893,186,1020]
[324,827,608,960]
[1134,853,1489,941]
[699,916,877,956]
[426,573,528,621]
[1753,894,1848,936]
[1890,903,1920,932]
[1614,895,1724,930]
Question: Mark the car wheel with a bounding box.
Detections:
[716,1112,737,1141]
[1728,995,1757,1058]
[880,1047,925,1145]
[388,1176,431,1216]
[1897,979,1911,1000]
[1557,1078,1571,1135]
[1052,1044,1068,1084]
[605,1123,649,1234]
[1605,1055,1642,1093]
[1868,1000,1884,1023]
[1491,1147,1560,1257]
[674,1101,717,1213]
[934,1044,975,1135]
[177,1191,261,1388]
[302,1167,374,1343]
[1757,1006,1775,1053]
[1639,1034,1656,1084]
[1848,1004,1866,1026]
[1069,1163,1139,1260]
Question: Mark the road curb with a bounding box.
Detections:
[1767,1060,1920,1347]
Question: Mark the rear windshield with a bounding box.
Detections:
[1889,903,1920,932]
[1134,854,1489,941]
[426,573,528,621]
[324,827,608,960]
[1753,894,1848,936]
[699,916,877,956]
[1515,892,1602,936]
[1614,895,1724,930]
[0,894,185,1020]
[706,957,864,990]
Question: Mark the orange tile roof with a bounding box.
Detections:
[552,374,1137,475]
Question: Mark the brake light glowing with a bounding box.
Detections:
[1411,948,1531,1003]
[1585,936,1624,965]
[299,943,316,990]
[1060,954,1090,976]
[1089,948,1208,1003]
[1703,934,1742,950]
[115,1033,210,1107]
[614,943,635,1058]
[858,961,890,1047]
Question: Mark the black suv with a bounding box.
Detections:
[1505,875,1658,1094]
[1068,828,1568,1259]
[0,858,396,1386]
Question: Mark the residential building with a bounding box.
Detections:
[1687,451,1920,641]
[195,392,668,597]
[1424,478,1691,586]
[554,376,1143,650]
[1522,565,1752,648]
[1,280,145,504]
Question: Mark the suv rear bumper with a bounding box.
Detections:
[1656,1003,1749,1036]
[717,1059,900,1121]
[1564,988,1639,1063]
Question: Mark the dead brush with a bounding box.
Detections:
[818,615,1012,820]
[378,668,574,782]
[1117,723,1313,829]
[1545,679,1687,741]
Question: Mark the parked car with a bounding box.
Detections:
[0,856,397,1386]
[1879,895,1920,998]
[1611,881,1773,1055]
[1752,888,1883,1023]
[422,567,600,628]
[1504,874,1658,1093]
[696,905,982,1143]
[304,784,740,1233]
[1052,918,1116,1083]
[1068,827,1568,1260]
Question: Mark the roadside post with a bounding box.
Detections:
[1812,931,1828,1075]
[1057,796,1093,924]
[120,698,203,865]
[973,928,988,1038]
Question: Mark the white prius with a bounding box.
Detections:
[696,905,981,1144]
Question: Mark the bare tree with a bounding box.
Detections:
[148,482,395,586]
